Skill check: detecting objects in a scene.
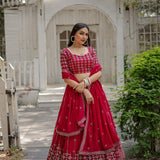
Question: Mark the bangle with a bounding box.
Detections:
[83,80,86,88]
[87,77,91,85]
[83,77,90,87]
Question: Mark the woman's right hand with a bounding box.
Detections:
[83,89,94,104]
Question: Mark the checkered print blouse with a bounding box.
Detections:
[60,46,100,77]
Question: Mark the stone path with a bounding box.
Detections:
[18,104,135,160]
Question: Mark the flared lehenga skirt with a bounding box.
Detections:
[47,81,125,160]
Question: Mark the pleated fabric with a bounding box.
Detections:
[47,80,125,160]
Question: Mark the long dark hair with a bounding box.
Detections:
[68,23,90,47]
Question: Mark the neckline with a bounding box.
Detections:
[66,46,90,57]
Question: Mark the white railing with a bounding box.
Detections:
[11,58,39,89]
[0,56,20,151]
[0,0,27,8]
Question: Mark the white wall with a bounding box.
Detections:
[44,0,117,30]
[4,9,20,62]
[123,7,137,55]
[5,4,38,62]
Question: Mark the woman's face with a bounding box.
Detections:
[73,27,89,46]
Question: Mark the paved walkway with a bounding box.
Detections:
[18,105,135,160]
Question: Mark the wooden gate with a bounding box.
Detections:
[0,56,20,151]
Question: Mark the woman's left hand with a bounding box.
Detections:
[75,81,85,93]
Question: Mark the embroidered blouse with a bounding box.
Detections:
[60,46,100,78]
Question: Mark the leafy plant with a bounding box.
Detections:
[124,0,160,18]
[124,0,138,9]
[114,47,160,159]
[124,54,132,83]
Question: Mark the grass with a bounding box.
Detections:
[0,146,24,160]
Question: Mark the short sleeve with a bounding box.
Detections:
[60,49,72,79]
[60,50,69,73]
[91,47,100,65]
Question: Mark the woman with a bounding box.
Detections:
[47,23,125,160]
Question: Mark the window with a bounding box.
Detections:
[60,30,71,51]
[138,24,160,52]
[135,1,160,52]
[89,30,96,49]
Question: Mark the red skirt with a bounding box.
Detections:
[47,81,125,160]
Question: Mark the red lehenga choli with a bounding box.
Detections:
[47,46,125,160]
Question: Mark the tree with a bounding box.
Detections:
[0,8,5,58]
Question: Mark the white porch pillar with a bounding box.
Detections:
[37,0,47,90]
[116,0,124,86]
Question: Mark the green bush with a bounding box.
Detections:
[114,47,160,159]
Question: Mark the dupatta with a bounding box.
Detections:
[56,63,102,136]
